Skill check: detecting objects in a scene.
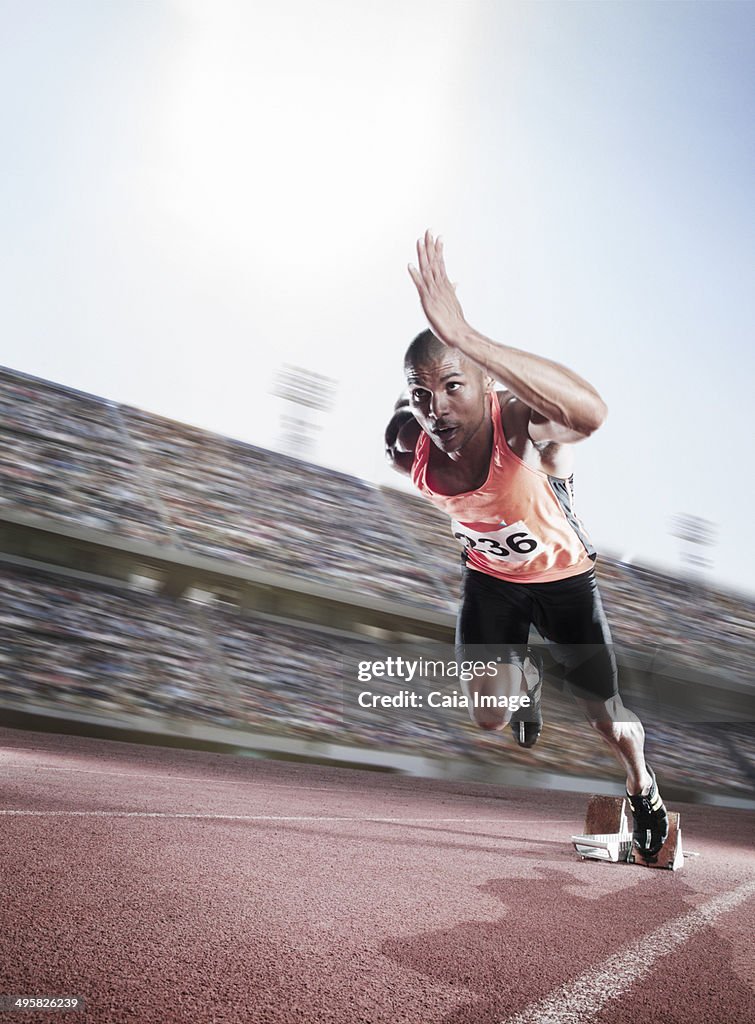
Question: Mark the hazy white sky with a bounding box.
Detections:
[1,1,753,593]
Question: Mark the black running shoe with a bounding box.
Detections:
[626,764,669,861]
[509,649,543,749]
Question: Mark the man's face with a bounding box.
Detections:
[405,352,489,456]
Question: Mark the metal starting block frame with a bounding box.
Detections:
[571,795,684,871]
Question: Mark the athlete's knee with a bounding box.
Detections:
[470,706,510,732]
[476,718,506,732]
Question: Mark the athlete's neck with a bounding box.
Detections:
[448,409,493,466]
[428,403,494,494]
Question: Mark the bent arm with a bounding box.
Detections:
[385,398,421,475]
[408,230,607,440]
[458,328,608,439]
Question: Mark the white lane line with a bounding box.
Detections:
[0,809,571,826]
[501,879,755,1024]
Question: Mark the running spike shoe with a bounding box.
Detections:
[509,648,543,749]
[626,764,669,861]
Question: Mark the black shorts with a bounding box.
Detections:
[455,565,619,702]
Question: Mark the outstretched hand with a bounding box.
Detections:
[408,230,467,347]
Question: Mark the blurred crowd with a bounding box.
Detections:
[0,562,752,797]
[1,366,752,680]
[0,371,167,542]
[0,365,753,796]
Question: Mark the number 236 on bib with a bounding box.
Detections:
[451,520,542,562]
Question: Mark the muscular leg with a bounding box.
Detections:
[575,694,651,794]
[455,567,531,731]
[532,568,653,794]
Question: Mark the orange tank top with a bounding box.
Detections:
[411,391,596,583]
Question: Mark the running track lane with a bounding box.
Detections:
[1,728,753,1024]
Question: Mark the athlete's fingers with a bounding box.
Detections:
[407,263,423,291]
[425,228,441,282]
[416,235,426,277]
[417,233,432,282]
[435,235,450,282]
[431,231,449,287]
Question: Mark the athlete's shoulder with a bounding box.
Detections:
[495,390,532,444]
[496,388,537,425]
[496,389,575,478]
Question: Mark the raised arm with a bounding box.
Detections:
[408,230,607,442]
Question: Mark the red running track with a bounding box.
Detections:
[1,727,754,1024]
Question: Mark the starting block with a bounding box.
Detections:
[571,795,684,871]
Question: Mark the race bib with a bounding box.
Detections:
[451,519,543,563]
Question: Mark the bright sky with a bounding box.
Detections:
[1,1,753,594]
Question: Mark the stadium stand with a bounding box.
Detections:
[0,365,753,798]
[120,403,453,611]
[0,558,752,798]
[0,368,169,543]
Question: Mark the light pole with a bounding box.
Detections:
[271,364,337,460]
[669,513,717,580]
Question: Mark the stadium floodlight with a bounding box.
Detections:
[670,513,718,576]
[271,364,337,413]
[271,364,337,460]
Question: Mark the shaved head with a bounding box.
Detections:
[404,329,484,384]
[404,329,451,371]
[402,330,492,456]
